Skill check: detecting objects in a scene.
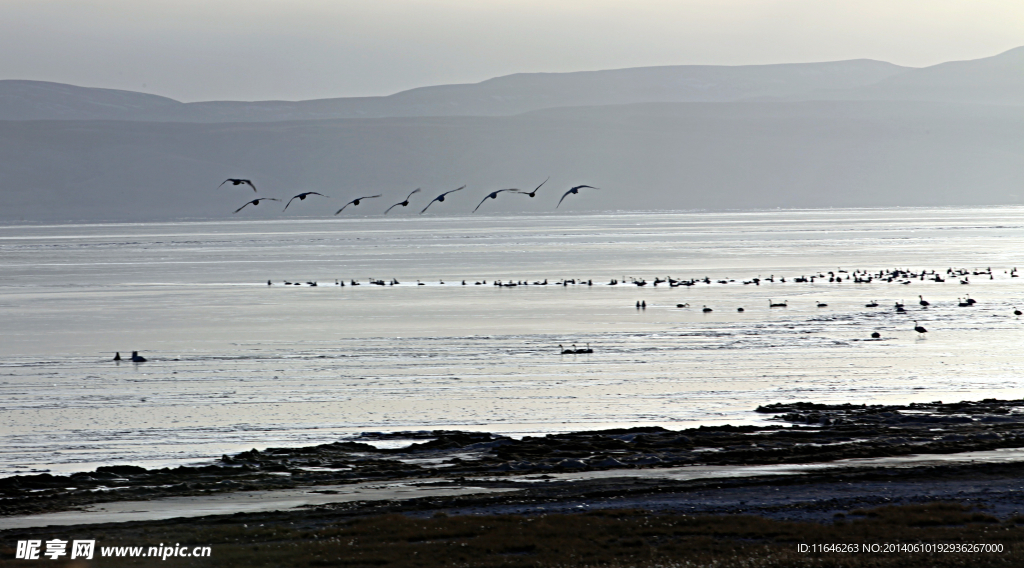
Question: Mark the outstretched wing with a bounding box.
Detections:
[307,192,328,198]
[405,188,421,200]
[218,179,231,188]
[556,189,573,209]
[335,200,355,215]
[421,186,464,214]
[420,197,439,214]
[283,195,300,211]
[234,200,255,214]
[243,180,257,192]
[570,185,598,191]
[384,202,402,214]
[472,194,492,213]
[533,177,549,193]
[358,195,382,201]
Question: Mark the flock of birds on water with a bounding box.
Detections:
[254,266,1024,351]
[219,178,598,214]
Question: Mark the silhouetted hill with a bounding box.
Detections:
[0,59,905,122]
[784,46,1024,105]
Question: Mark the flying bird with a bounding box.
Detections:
[283,191,329,211]
[420,186,465,214]
[219,179,257,192]
[556,185,599,208]
[472,188,522,213]
[234,198,280,213]
[335,195,381,215]
[521,177,549,198]
[384,188,422,214]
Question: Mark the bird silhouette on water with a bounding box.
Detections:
[556,185,598,208]
[914,321,927,335]
[420,186,465,214]
[384,189,421,214]
[218,179,257,192]
[131,351,147,362]
[283,192,329,211]
[335,195,381,215]
[234,198,280,213]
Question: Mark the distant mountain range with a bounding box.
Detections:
[0,59,910,122]
[0,47,1021,223]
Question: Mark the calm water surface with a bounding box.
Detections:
[1,208,1023,476]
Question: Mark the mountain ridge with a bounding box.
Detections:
[1,58,908,122]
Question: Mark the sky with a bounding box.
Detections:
[2,0,1022,102]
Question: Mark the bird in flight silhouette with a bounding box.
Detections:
[556,185,599,208]
[521,177,549,198]
[283,192,329,211]
[234,198,280,213]
[472,188,522,213]
[384,188,422,214]
[335,195,381,215]
[420,186,465,214]
[219,179,257,192]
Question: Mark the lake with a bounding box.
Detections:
[1,207,1023,476]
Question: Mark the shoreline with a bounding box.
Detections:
[4,398,1024,522]
[6,398,1024,565]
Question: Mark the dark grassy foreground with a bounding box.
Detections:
[3,503,1023,567]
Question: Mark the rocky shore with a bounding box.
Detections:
[4,399,1024,518]
[5,399,1024,566]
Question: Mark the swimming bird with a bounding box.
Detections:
[472,188,522,213]
[817,302,828,307]
[335,195,381,215]
[130,351,147,362]
[234,198,280,213]
[865,301,879,307]
[521,177,549,198]
[384,188,422,214]
[737,307,745,312]
[420,186,465,214]
[1015,307,1023,316]
[218,178,257,192]
[113,352,121,361]
[769,299,787,308]
[702,305,712,313]
[283,191,329,211]
[871,332,881,339]
[556,185,599,208]
[918,295,930,307]
[914,321,927,335]
[559,344,575,355]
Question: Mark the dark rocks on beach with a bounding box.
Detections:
[6,400,1024,518]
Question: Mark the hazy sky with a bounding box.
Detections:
[2,0,1022,102]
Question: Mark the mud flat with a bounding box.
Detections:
[4,399,1024,566]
